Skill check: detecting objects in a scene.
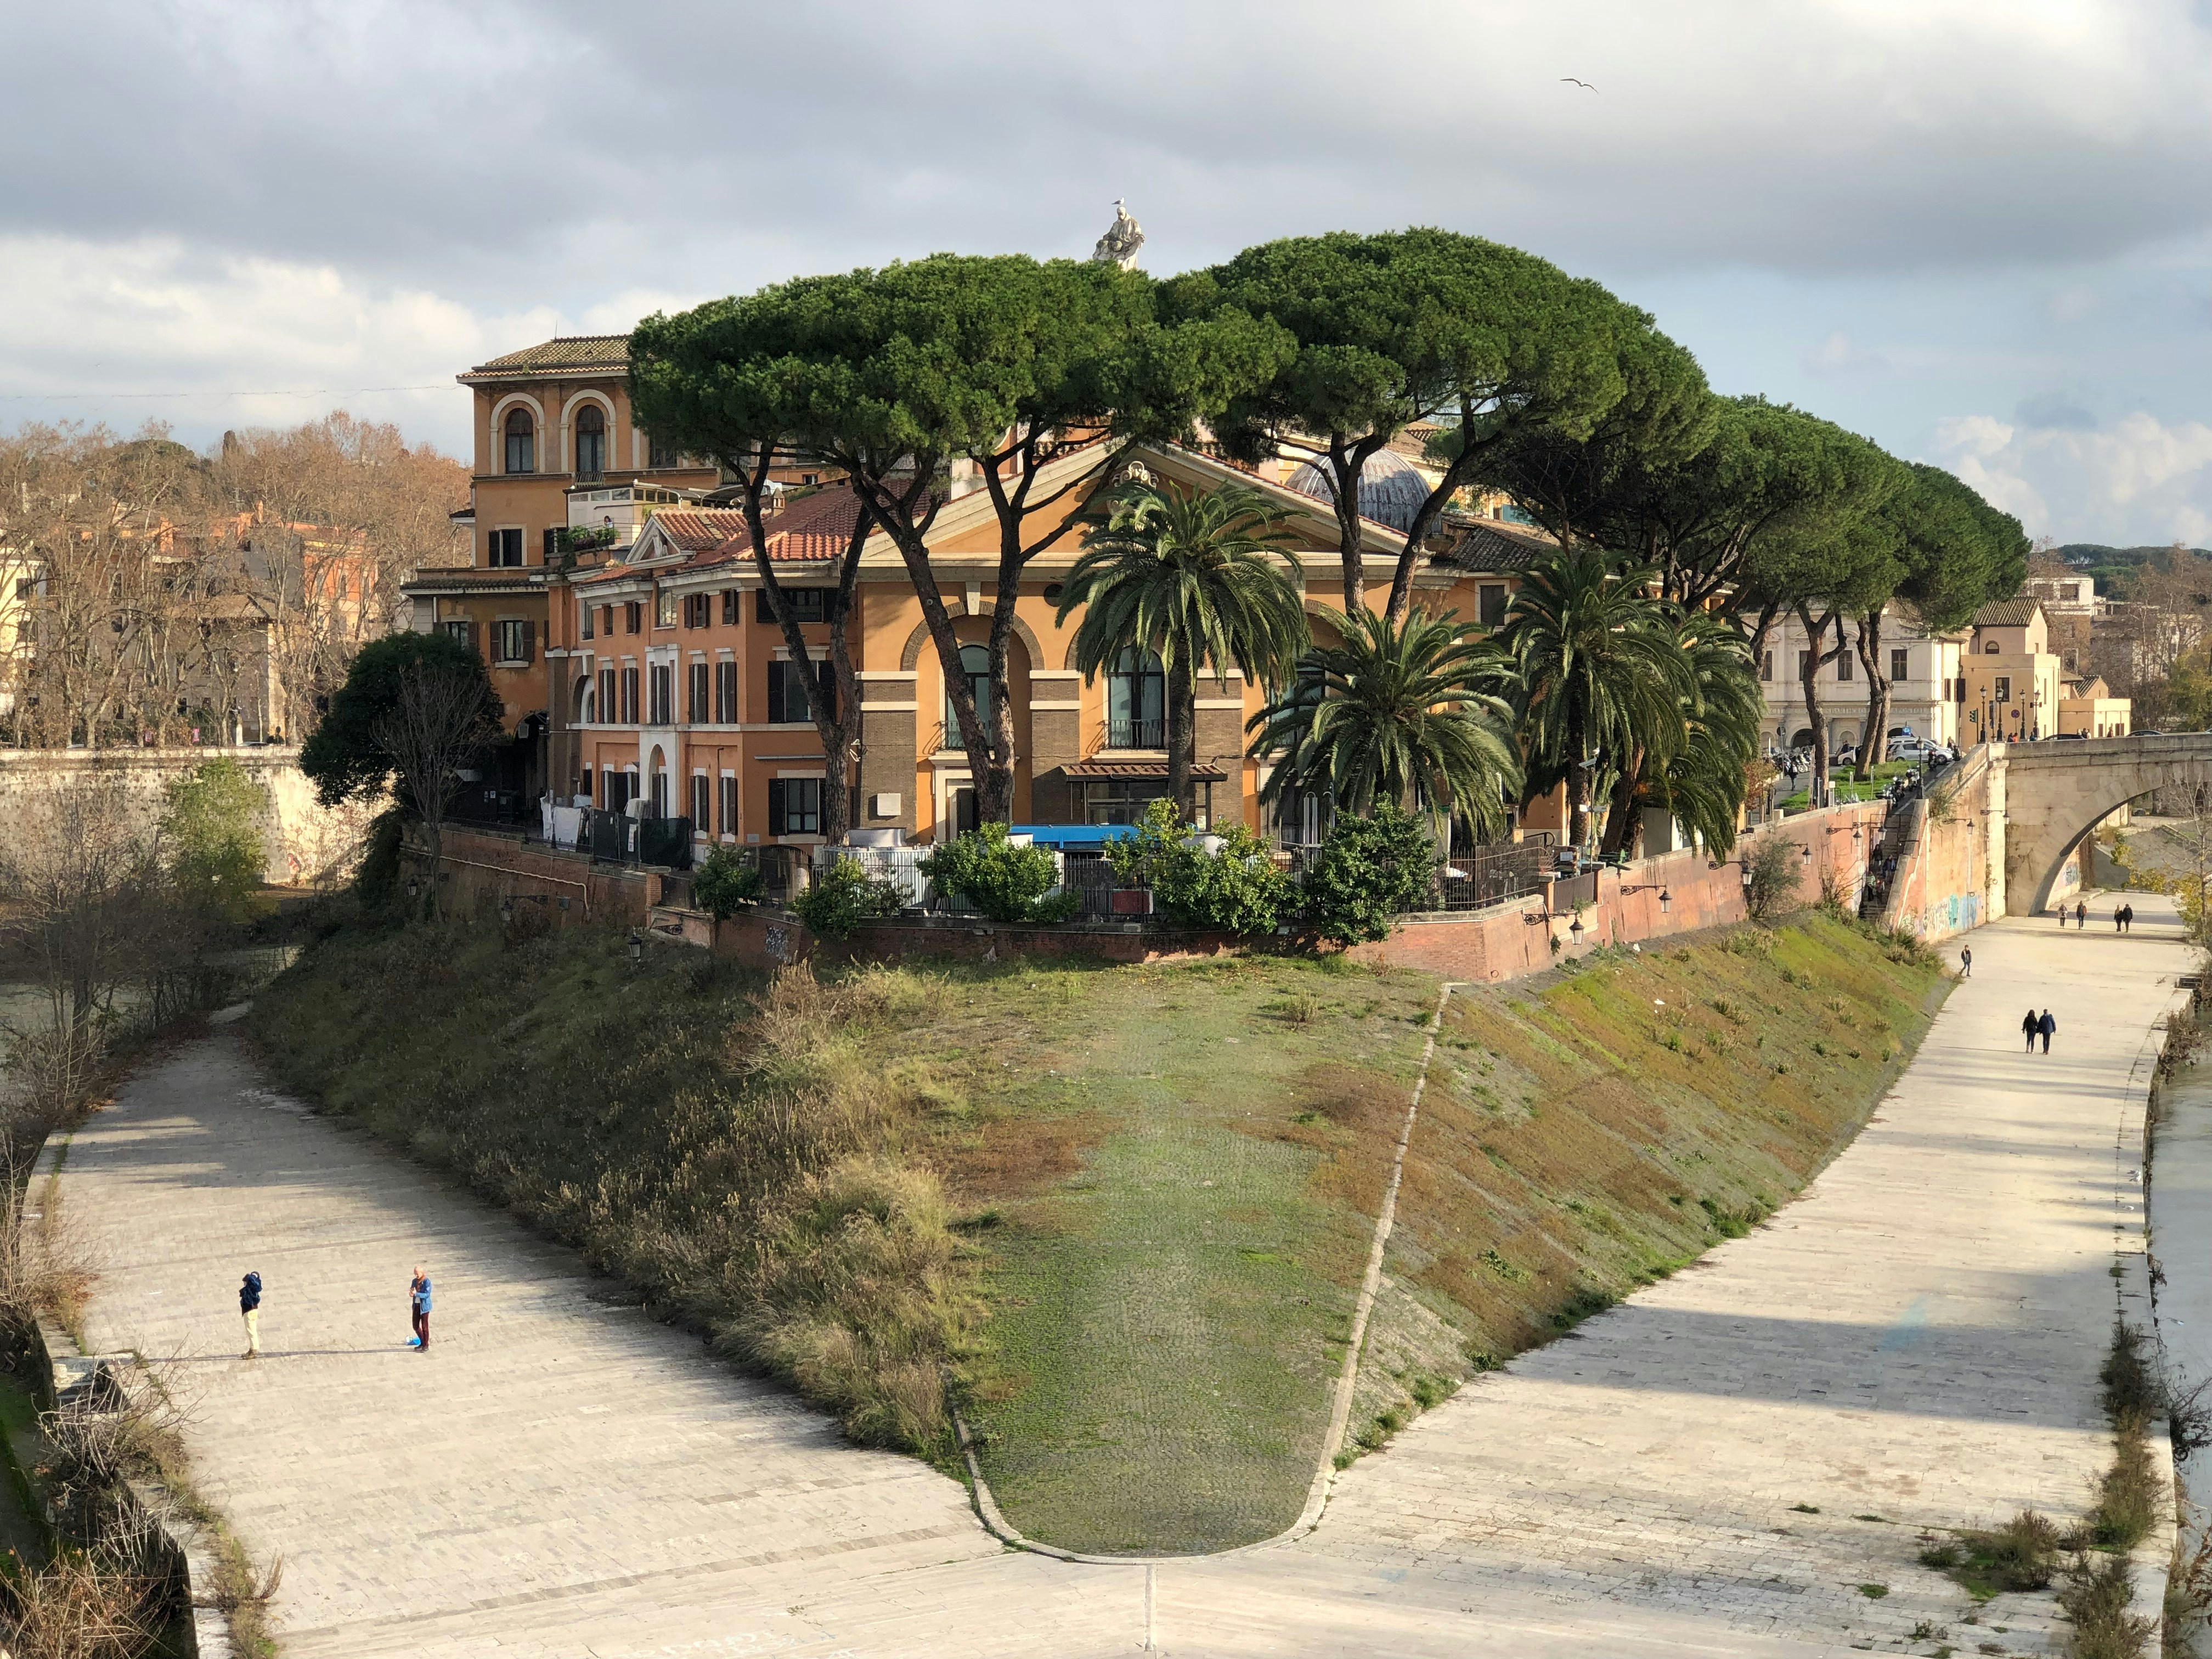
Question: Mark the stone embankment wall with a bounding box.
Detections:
[1876,752,2004,941]
[0,746,371,887]
[431,803,1891,986]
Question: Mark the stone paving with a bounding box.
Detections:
[53,900,2191,1656]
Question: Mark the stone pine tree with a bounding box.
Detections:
[1848,464,2029,774]
[634,255,1286,824]
[1734,419,1904,805]
[1180,229,1649,620]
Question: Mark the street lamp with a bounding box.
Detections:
[1621,883,1671,914]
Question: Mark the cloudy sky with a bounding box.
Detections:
[7,0,2210,546]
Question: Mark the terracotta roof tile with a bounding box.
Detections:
[461,335,630,379]
[1432,518,1560,574]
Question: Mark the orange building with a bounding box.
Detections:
[402,336,722,798]
[543,438,1551,853]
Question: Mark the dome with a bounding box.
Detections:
[1287,448,1434,532]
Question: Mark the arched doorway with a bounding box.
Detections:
[648,746,669,817]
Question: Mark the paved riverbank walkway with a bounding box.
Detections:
[56,901,2189,1656]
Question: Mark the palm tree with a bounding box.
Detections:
[1248,605,1522,840]
[1501,549,1694,856]
[1640,610,1764,856]
[1058,479,1311,819]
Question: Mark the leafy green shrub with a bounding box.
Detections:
[693,847,765,919]
[792,856,902,938]
[918,823,1066,923]
[161,757,271,921]
[1296,803,1439,947]
[1104,799,1290,935]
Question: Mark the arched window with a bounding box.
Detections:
[1106,646,1165,748]
[946,645,991,749]
[574,675,594,724]
[1986,640,2000,654]
[574,404,606,482]
[504,407,535,475]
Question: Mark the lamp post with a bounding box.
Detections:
[1620,883,1672,915]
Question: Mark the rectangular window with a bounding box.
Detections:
[1759,651,1773,681]
[1994,676,2012,704]
[1890,647,1909,682]
[598,667,615,723]
[620,666,639,724]
[766,658,834,723]
[580,604,594,641]
[625,601,641,634]
[649,432,680,469]
[719,775,739,836]
[714,660,737,723]
[767,777,821,836]
[1836,651,1852,681]
[691,773,710,829]
[655,588,676,629]
[495,619,533,664]
[689,661,710,721]
[756,588,828,624]
[443,618,476,654]
[721,588,740,625]
[1797,651,1812,679]
[487,528,523,568]
[682,593,710,629]
[648,663,673,725]
[1477,584,1507,628]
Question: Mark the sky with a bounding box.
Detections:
[5,0,2210,548]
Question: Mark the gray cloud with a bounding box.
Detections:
[2015,391,2101,430]
[12,0,2212,301]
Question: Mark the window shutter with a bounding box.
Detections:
[816,661,836,722]
[768,779,786,836]
[723,589,737,625]
[521,620,536,665]
[766,663,785,723]
[756,589,772,624]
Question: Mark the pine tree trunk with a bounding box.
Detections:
[1854,611,1890,780]
[1797,603,1836,809]
[1167,657,1195,822]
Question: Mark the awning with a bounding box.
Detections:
[1063,759,1228,782]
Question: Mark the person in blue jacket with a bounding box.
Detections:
[239,1271,262,1359]
[410,1266,432,1351]
[2039,1008,2056,1054]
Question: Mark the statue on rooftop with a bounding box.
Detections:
[1091,200,1145,270]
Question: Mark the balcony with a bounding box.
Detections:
[1105,716,1164,750]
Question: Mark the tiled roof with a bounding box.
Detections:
[1973,597,2044,628]
[650,510,753,554]
[1431,518,1560,574]
[460,335,630,379]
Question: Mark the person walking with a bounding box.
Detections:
[2123,903,2136,933]
[409,1266,432,1351]
[1960,945,1972,978]
[239,1271,262,1359]
[2116,905,2126,932]
[2039,1008,2056,1054]
[2076,900,2088,929]
[2023,1009,2040,1053]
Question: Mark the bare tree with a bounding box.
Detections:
[371,659,499,884]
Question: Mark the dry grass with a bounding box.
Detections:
[2059,1549,2155,1659]
[253,928,977,1456]
[0,1551,166,1659]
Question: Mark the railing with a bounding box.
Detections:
[1105,716,1165,750]
[1277,830,1560,916]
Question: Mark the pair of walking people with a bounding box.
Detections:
[2023,1008,2057,1053]
[2114,904,2136,933]
[236,1266,434,1357]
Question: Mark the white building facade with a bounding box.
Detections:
[1754,605,1968,755]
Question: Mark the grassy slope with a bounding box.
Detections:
[249,909,1944,1560]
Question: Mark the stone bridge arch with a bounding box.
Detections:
[2002,735,2212,915]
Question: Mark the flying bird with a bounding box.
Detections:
[1561,77,1596,91]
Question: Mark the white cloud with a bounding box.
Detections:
[0,235,573,454]
[1933,409,2212,544]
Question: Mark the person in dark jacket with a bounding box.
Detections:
[2039,1009,2056,1053]
[1960,945,1972,978]
[2123,904,2136,933]
[239,1271,262,1359]
[2076,900,2088,929]
[2023,1009,2040,1053]
[410,1266,432,1351]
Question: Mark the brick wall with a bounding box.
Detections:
[415,828,661,926]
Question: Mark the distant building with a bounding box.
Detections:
[1754,603,1968,754]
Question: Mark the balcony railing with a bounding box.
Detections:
[1105,716,1164,749]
